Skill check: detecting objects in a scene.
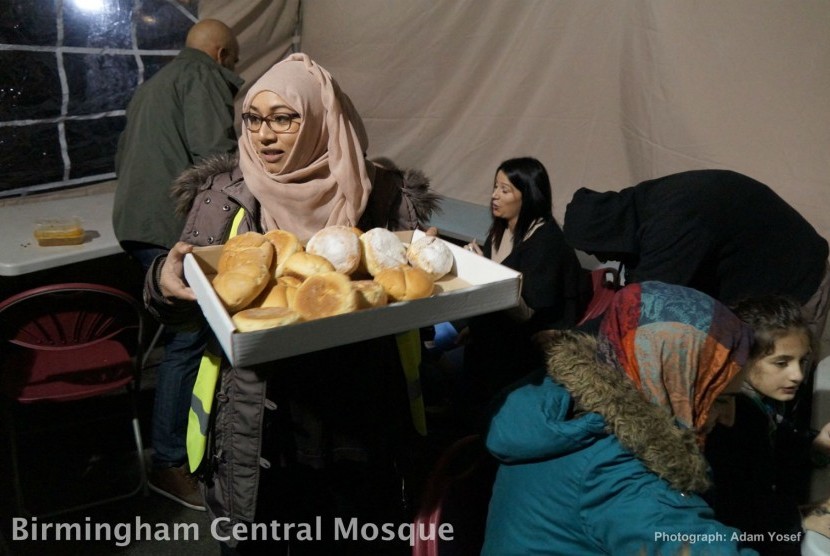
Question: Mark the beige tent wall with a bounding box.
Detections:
[200,0,300,116]
[200,0,830,484]
[297,0,830,245]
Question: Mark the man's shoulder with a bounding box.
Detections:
[149,48,231,85]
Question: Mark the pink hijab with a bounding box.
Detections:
[238,53,373,241]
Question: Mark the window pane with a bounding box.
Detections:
[0,124,63,189]
[0,0,58,46]
[0,0,199,197]
[0,51,61,121]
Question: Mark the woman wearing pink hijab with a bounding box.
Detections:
[146,53,439,555]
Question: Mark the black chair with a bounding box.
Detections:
[0,282,148,516]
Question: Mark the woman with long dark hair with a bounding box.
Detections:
[459,157,588,423]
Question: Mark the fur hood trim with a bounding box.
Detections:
[397,166,442,225]
[172,152,240,218]
[544,330,711,493]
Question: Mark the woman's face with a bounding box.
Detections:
[747,329,810,401]
[491,170,522,228]
[248,91,302,174]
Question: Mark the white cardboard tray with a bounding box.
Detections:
[183,229,521,366]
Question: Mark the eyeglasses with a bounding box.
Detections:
[241,112,301,134]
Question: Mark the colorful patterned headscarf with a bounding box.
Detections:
[598,281,752,434]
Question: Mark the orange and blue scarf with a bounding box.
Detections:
[598,281,753,437]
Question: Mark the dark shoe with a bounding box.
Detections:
[148,464,206,511]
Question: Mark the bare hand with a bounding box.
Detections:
[814,422,830,455]
[425,226,439,237]
[464,239,483,255]
[159,242,197,301]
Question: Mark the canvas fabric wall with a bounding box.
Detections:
[200,0,300,117]
[203,0,830,244]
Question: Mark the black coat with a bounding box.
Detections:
[563,169,828,305]
[464,220,589,407]
[705,394,815,554]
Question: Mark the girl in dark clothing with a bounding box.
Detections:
[705,295,830,555]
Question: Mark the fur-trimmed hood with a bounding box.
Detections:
[545,330,711,493]
[170,152,441,225]
[489,330,711,494]
[172,152,240,218]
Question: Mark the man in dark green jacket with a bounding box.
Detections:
[114,18,242,251]
[112,18,242,511]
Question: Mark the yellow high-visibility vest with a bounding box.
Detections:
[185,210,426,473]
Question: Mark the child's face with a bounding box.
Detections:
[747,329,811,402]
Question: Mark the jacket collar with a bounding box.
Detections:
[178,47,244,92]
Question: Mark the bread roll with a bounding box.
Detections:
[264,229,302,278]
[352,279,388,309]
[256,281,289,308]
[232,306,301,332]
[277,276,302,308]
[283,252,335,281]
[277,275,303,288]
[212,265,270,312]
[374,265,434,302]
[406,235,454,280]
[306,226,362,275]
[218,245,274,275]
[294,271,359,320]
[358,228,407,276]
[224,231,269,251]
[218,231,274,274]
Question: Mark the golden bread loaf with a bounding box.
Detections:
[218,231,274,274]
[373,265,434,302]
[218,246,274,275]
[294,271,359,320]
[264,229,303,278]
[212,266,270,312]
[352,279,389,309]
[232,306,302,332]
[213,232,273,312]
[277,275,303,288]
[283,251,336,281]
[276,276,301,307]
[256,281,289,308]
[224,231,270,251]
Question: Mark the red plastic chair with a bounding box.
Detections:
[413,434,497,556]
[0,282,148,516]
[576,267,621,326]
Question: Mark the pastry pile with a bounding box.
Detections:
[209,227,454,332]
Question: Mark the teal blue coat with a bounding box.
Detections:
[482,334,759,555]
